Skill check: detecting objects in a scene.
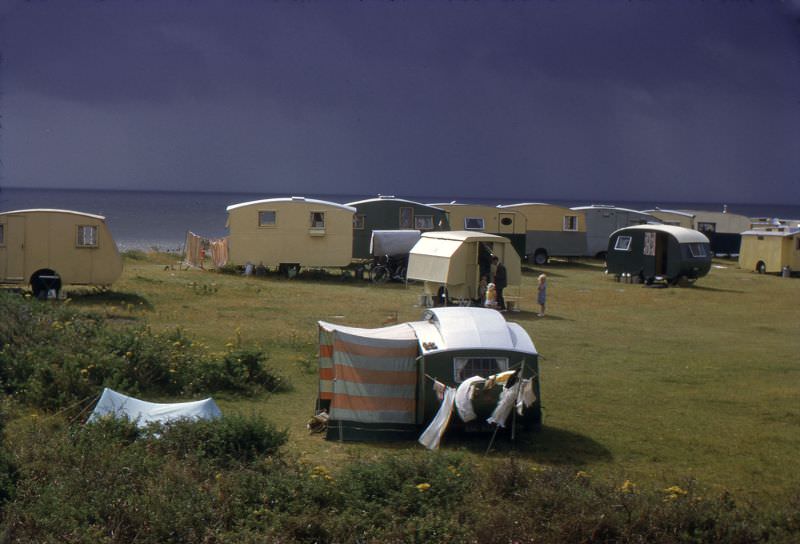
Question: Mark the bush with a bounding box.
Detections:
[150,414,288,467]
[1,414,798,544]
[0,292,289,411]
[186,347,289,396]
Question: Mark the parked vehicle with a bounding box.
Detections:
[497,203,587,264]
[739,226,800,274]
[347,196,449,260]
[225,197,356,274]
[0,208,123,297]
[606,224,712,285]
[572,205,660,260]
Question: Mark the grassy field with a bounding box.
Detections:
[67,252,800,503]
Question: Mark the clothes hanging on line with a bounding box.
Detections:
[487,380,521,428]
[418,386,456,451]
[455,376,486,423]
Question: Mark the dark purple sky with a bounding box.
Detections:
[2,0,799,204]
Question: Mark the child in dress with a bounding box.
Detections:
[537,274,547,317]
[484,282,498,309]
[477,275,488,305]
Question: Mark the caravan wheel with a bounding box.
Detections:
[533,250,549,266]
[30,270,61,300]
[756,261,766,274]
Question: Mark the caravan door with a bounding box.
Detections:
[642,231,668,279]
[642,231,657,279]
[497,213,518,235]
[4,216,25,282]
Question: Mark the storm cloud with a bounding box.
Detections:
[2,0,799,204]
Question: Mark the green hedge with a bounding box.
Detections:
[0,292,288,411]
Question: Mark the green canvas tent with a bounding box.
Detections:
[317,307,541,441]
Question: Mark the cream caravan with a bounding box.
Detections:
[497,203,587,264]
[431,202,527,259]
[0,209,123,297]
[225,197,356,273]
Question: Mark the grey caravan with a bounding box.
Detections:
[571,205,660,259]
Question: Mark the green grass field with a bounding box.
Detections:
[68,253,800,503]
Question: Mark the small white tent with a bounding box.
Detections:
[88,388,222,427]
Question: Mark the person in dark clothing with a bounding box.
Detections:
[492,256,507,311]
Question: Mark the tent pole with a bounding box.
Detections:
[486,424,501,455]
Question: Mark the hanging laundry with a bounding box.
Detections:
[432,379,446,401]
[419,387,456,450]
[209,237,229,268]
[487,381,521,428]
[492,370,517,384]
[516,378,537,415]
[455,376,485,423]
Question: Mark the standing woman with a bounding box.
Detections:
[537,274,547,317]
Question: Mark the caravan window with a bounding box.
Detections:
[399,207,413,229]
[465,217,485,230]
[353,214,365,230]
[77,225,98,247]
[453,357,508,383]
[614,236,632,251]
[0,224,4,246]
[310,212,326,229]
[688,243,708,258]
[258,211,277,226]
[415,215,434,230]
[563,215,578,231]
[697,222,716,233]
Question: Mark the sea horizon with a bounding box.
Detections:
[2,186,798,252]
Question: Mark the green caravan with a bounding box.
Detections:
[606,224,712,285]
[346,196,450,260]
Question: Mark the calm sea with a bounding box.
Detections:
[2,187,799,251]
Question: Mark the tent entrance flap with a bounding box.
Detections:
[322,328,419,440]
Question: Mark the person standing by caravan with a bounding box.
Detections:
[492,256,507,311]
[537,273,547,317]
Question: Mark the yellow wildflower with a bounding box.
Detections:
[416,483,431,492]
[619,480,636,494]
[575,470,591,480]
[663,485,688,501]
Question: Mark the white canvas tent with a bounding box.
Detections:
[88,388,222,427]
[406,231,521,300]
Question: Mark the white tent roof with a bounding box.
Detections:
[87,388,222,427]
[610,224,710,244]
[409,307,537,356]
[319,308,537,357]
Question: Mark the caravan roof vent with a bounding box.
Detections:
[378,195,396,199]
[291,196,306,201]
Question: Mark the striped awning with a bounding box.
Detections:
[318,324,419,425]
